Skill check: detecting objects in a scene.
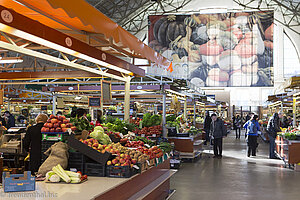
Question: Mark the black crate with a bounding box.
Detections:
[67,135,111,165]
[41,141,57,162]
[67,152,85,172]
[68,162,84,172]
[84,162,105,177]
[106,165,133,178]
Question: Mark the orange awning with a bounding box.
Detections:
[0,0,171,69]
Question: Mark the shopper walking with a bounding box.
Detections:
[244,115,260,157]
[210,114,227,158]
[267,112,282,159]
[234,115,242,139]
[23,114,48,174]
[4,111,15,129]
[203,111,212,145]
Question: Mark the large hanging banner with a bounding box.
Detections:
[148,11,274,87]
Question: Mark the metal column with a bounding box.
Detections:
[162,86,167,137]
[184,97,187,120]
[193,97,196,127]
[293,97,296,127]
[52,94,56,115]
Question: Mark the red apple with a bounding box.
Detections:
[53,123,59,128]
[57,121,62,126]
[47,119,51,123]
[71,126,77,131]
[44,127,49,132]
[119,158,125,164]
[51,119,58,124]
[107,161,112,165]
[41,127,46,132]
[49,114,56,119]
[47,123,53,128]
[61,124,66,128]
[58,116,64,121]
[112,159,118,165]
[56,127,62,132]
[63,119,69,124]
[66,123,73,128]
[62,128,68,132]
[131,159,137,164]
[50,128,55,132]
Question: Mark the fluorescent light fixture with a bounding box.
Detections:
[36,101,50,104]
[0,23,132,75]
[75,96,82,100]
[0,57,23,64]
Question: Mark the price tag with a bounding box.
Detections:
[156,158,159,164]
[119,133,124,138]
[146,160,150,166]
[133,165,139,170]
[152,134,156,137]
[162,156,165,162]
[171,164,174,167]
[144,144,150,148]
[141,134,145,137]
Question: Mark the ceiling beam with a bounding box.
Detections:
[0,71,104,80]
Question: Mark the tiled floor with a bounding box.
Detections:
[170,131,300,200]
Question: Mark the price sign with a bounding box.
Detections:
[141,134,145,137]
[88,97,101,107]
[152,134,156,137]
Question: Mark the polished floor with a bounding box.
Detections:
[170,131,300,200]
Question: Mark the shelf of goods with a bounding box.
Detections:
[167,134,204,159]
[275,135,300,166]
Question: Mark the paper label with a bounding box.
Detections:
[144,144,150,148]
[156,158,159,163]
[141,134,145,137]
[152,134,156,137]
[133,165,139,170]
[146,160,150,166]
[119,133,124,138]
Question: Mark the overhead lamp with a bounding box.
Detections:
[0,57,23,64]
[200,8,228,14]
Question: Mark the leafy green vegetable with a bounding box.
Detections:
[158,142,173,153]
[71,116,93,132]
[166,114,177,122]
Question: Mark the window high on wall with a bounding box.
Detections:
[284,33,300,78]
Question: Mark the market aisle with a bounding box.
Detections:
[170,131,300,200]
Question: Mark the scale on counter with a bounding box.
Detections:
[7,127,26,134]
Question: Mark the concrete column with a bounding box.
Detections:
[124,76,131,122]
[184,97,187,120]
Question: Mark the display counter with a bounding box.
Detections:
[276,135,300,166]
[0,159,175,200]
[168,134,204,159]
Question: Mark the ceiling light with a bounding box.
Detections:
[75,96,82,100]
[0,57,23,64]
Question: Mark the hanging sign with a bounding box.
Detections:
[88,97,101,107]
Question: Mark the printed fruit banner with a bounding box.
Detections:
[148,11,274,87]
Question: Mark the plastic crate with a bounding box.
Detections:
[106,165,133,178]
[67,152,85,172]
[84,162,105,177]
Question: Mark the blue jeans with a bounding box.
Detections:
[269,135,276,158]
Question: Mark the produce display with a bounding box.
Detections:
[137,146,163,159]
[141,113,162,127]
[89,126,112,145]
[41,114,76,133]
[125,140,144,148]
[279,127,300,140]
[71,116,94,132]
[45,164,87,183]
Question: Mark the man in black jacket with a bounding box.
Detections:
[4,111,15,129]
[210,114,227,158]
[267,112,282,159]
[203,111,212,145]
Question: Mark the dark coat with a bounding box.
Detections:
[204,115,212,131]
[210,118,227,138]
[6,115,15,129]
[23,123,44,174]
[267,113,281,138]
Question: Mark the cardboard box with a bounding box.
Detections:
[2,171,35,192]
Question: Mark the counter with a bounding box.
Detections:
[276,135,300,165]
[0,159,175,200]
[168,134,204,159]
